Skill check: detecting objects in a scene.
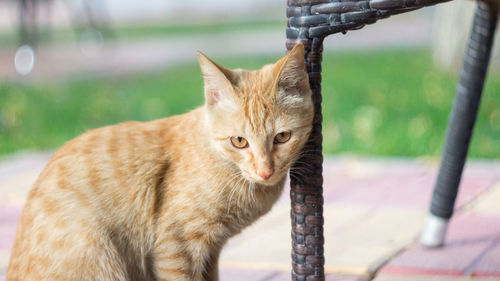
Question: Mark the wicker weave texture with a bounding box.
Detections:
[286,0,452,39]
[287,37,326,281]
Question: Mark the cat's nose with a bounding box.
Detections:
[258,168,274,180]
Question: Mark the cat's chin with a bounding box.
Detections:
[245,176,284,187]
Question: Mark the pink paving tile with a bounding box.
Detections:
[323,162,425,206]
[382,215,500,275]
[325,172,435,208]
[456,165,500,207]
[320,159,500,210]
[219,267,278,281]
[266,272,367,281]
[0,205,23,251]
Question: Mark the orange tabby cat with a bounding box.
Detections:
[7,43,313,281]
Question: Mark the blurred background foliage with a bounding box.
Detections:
[0,0,498,158]
[1,48,499,157]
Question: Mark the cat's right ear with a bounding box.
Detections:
[197,51,235,107]
[272,43,311,108]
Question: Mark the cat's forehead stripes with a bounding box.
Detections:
[235,69,278,135]
[244,96,271,134]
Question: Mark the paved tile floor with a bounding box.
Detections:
[1,152,500,280]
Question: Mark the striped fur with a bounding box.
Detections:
[7,43,313,281]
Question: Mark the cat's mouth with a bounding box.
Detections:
[241,171,283,186]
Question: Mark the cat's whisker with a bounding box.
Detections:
[293,158,315,165]
[236,183,243,212]
[227,179,241,215]
[289,172,305,184]
[238,177,248,206]
[289,167,309,172]
[294,157,316,164]
[295,151,319,159]
[290,163,315,173]
[294,156,318,164]
[225,187,236,215]
[215,171,243,204]
[242,179,251,203]
[226,176,244,215]
[289,169,311,178]
[249,182,257,204]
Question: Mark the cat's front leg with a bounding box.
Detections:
[154,238,198,281]
[154,234,211,281]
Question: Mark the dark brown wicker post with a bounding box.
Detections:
[286,0,498,279]
[286,34,326,281]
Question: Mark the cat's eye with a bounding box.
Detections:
[274,131,291,144]
[230,136,249,149]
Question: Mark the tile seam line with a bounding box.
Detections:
[380,266,464,276]
[367,247,407,280]
[454,179,500,216]
[260,271,281,281]
[463,233,500,275]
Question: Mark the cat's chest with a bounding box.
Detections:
[208,180,284,230]
[165,159,285,233]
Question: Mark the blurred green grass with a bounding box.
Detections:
[0,19,284,48]
[1,48,499,157]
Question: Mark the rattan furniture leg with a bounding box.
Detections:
[287,37,326,281]
[420,0,499,248]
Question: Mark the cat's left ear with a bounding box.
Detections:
[273,43,311,106]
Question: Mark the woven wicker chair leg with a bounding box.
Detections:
[421,0,498,248]
[287,37,326,281]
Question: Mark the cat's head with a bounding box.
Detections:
[198,43,313,186]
